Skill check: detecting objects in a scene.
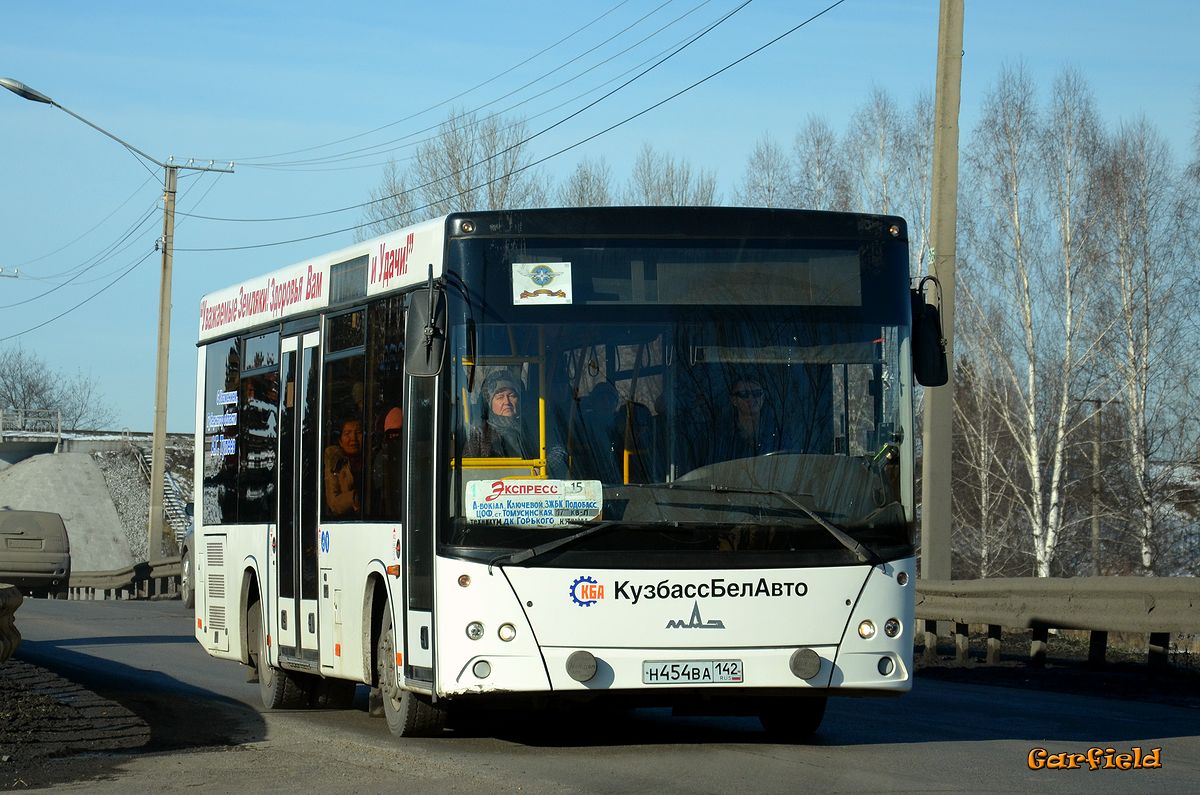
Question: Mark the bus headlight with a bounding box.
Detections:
[498,623,516,642]
[884,618,901,638]
[858,620,876,640]
[466,621,485,640]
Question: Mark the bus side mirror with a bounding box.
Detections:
[911,284,948,387]
[405,283,447,377]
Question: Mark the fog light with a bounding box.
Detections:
[858,620,876,640]
[458,574,471,587]
[897,571,909,586]
[878,656,895,676]
[565,650,597,682]
[466,621,485,640]
[473,660,491,679]
[884,618,901,638]
[498,623,516,642]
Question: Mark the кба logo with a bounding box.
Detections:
[570,575,605,607]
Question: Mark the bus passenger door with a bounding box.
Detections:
[403,371,437,683]
[276,331,321,668]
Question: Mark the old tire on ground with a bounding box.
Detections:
[180,548,195,608]
[377,610,446,737]
[249,603,308,709]
[758,696,827,740]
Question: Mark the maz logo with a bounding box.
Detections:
[666,601,725,630]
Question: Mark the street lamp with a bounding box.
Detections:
[1,77,233,562]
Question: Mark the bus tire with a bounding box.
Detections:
[377,611,446,737]
[180,548,195,609]
[758,696,827,741]
[249,603,307,710]
[311,678,357,709]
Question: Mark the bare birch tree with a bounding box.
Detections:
[556,156,614,207]
[734,134,793,207]
[959,64,1102,577]
[899,92,935,276]
[621,143,718,206]
[791,116,851,211]
[845,87,904,214]
[360,109,548,237]
[951,356,1026,577]
[1093,118,1191,573]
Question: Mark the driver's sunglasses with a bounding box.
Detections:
[732,389,764,399]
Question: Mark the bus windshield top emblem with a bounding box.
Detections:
[530,265,557,286]
[666,601,726,629]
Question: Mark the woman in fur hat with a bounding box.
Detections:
[464,370,532,458]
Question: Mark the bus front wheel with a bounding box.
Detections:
[758,696,827,741]
[376,610,446,737]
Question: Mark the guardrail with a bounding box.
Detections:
[67,557,181,601]
[916,576,1200,668]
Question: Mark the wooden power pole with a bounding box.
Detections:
[920,0,965,583]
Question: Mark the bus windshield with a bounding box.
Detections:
[448,313,909,566]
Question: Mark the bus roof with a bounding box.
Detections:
[197,206,909,343]
[198,215,448,343]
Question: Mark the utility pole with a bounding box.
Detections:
[920,0,965,582]
[0,77,233,563]
[148,164,178,561]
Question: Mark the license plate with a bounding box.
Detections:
[642,659,743,684]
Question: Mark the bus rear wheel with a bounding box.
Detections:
[758,696,827,741]
[249,603,307,709]
[376,611,446,737]
[180,548,195,608]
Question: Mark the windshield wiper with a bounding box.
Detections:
[664,483,884,566]
[488,520,622,571]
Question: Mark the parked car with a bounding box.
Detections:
[0,509,71,599]
[180,502,195,609]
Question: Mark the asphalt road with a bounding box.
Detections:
[8,598,1200,793]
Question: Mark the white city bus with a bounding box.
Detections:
[193,206,944,738]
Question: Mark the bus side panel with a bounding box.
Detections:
[197,526,268,663]
[314,522,397,683]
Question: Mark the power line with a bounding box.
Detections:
[0,203,160,308]
[238,0,705,171]
[228,0,636,164]
[182,0,854,252]
[0,170,226,341]
[0,250,154,344]
[13,175,157,274]
[178,0,749,231]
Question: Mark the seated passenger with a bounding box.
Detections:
[464,371,532,458]
[324,416,363,516]
[371,407,403,517]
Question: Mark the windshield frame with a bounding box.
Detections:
[437,230,915,567]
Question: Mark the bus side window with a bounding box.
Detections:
[365,297,406,520]
[322,310,367,522]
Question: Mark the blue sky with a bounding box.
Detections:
[2,0,1197,432]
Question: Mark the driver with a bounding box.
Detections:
[719,377,783,459]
